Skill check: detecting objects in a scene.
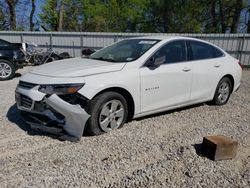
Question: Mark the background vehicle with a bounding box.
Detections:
[15,37,242,139]
[30,47,71,65]
[82,48,96,57]
[25,43,71,66]
[0,39,26,80]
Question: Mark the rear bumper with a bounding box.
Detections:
[15,86,90,140]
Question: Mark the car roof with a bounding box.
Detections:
[130,35,223,49]
[131,35,202,42]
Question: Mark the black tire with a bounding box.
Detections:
[85,92,128,136]
[212,77,232,105]
[0,59,15,81]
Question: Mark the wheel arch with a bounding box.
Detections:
[0,58,16,69]
[0,57,13,63]
[91,87,135,121]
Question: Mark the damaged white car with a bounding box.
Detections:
[15,36,242,140]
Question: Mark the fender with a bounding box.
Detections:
[78,71,141,115]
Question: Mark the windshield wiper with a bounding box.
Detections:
[91,57,116,62]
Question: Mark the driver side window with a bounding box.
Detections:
[154,40,187,64]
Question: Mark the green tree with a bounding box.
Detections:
[203,0,245,33]
[39,0,59,31]
[39,0,245,33]
[82,0,148,32]
[139,0,204,33]
[40,0,86,31]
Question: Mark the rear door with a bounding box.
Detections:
[187,40,225,102]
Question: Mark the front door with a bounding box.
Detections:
[140,40,193,113]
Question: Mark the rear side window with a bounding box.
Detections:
[189,41,224,60]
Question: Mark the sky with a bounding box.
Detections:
[35,0,44,15]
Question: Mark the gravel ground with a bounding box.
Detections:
[0,67,249,188]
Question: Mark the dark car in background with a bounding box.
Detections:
[0,39,26,80]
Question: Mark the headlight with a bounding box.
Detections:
[38,84,84,95]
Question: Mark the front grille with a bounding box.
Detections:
[20,95,33,108]
[18,81,37,89]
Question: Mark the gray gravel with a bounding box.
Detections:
[0,67,249,188]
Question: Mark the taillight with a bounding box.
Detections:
[238,61,243,69]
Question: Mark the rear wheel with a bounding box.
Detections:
[212,77,232,105]
[85,92,128,136]
[0,60,15,81]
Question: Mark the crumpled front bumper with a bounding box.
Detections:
[15,86,90,141]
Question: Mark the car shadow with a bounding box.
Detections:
[7,102,210,142]
[14,73,22,78]
[134,103,205,122]
[7,104,61,140]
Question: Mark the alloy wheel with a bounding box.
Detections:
[0,62,12,79]
[99,99,125,132]
[217,82,230,104]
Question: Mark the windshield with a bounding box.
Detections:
[89,39,160,62]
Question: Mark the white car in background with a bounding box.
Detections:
[15,36,242,140]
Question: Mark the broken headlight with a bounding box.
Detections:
[38,84,84,95]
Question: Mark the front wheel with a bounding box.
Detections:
[0,60,15,81]
[85,92,128,136]
[212,77,232,105]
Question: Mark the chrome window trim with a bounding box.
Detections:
[141,39,226,68]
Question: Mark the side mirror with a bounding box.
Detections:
[154,56,166,66]
[145,56,166,68]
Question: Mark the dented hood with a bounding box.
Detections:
[30,57,126,78]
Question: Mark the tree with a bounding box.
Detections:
[204,0,245,33]
[81,0,148,32]
[39,0,59,31]
[29,0,36,31]
[37,0,245,33]
[39,0,148,32]
[58,1,64,31]
[5,0,19,30]
[230,0,243,33]
[140,0,204,33]
[39,0,84,31]
[0,2,9,30]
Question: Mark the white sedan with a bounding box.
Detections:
[15,36,242,140]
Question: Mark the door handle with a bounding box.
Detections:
[182,67,191,72]
[214,64,221,68]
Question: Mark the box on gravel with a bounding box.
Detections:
[202,135,238,161]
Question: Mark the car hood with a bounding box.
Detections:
[29,57,126,77]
